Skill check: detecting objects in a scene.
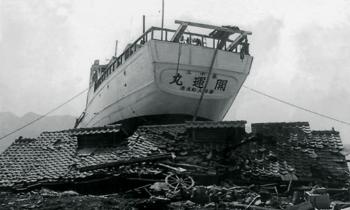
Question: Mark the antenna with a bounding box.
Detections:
[114,40,118,57]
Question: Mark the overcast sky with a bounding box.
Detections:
[0,0,349,142]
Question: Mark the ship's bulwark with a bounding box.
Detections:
[79,40,253,128]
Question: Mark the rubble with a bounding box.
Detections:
[0,121,349,209]
[1,183,350,209]
[0,189,141,209]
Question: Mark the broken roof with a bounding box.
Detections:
[0,121,348,190]
[249,122,348,184]
[185,120,246,129]
[66,124,121,136]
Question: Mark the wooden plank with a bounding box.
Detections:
[228,34,246,51]
[170,23,188,42]
[175,20,252,35]
[229,203,280,210]
[216,35,230,49]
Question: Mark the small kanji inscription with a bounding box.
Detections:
[214,79,228,91]
[193,77,206,88]
[169,73,183,86]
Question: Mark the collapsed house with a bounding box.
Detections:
[0,121,348,193]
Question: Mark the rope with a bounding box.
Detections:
[243,85,350,126]
[2,66,349,142]
[0,88,88,141]
[192,48,219,121]
[175,43,182,75]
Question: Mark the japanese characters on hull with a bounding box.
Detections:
[161,69,237,97]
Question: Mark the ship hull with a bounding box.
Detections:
[78,40,253,128]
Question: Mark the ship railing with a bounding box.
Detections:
[148,27,249,53]
[94,27,249,91]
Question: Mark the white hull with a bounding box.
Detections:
[78,40,253,128]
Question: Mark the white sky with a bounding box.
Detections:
[0,0,349,142]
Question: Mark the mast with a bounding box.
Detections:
[143,15,146,34]
[114,40,118,57]
[161,0,164,29]
[161,0,164,40]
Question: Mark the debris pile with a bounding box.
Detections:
[0,189,139,210]
[0,121,349,209]
[1,183,350,209]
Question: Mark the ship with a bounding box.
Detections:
[75,20,253,128]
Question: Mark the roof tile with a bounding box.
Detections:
[185,120,246,129]
[0,121,348,189]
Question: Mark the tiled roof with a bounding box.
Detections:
[0,126,165,188]
[65,124,121,136]
[251,122,344,151]
[0,132,77,188]
[133,123,348,185]
[0,121,348,190]
[310,130,344,150]
[247,122,348,184]
[185,121,246,129]
[76,133,163,170]
[252,122,311,137]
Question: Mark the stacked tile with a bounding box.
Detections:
[0,121,348,189]
[0,138,39,187]
[0,131,78,188]
[252,122,311,138]
[74,132,164,174]
[65,124,121,136]
[310,130,344,150]
[136,124,298,180]
[251,122,349,185]
[185,121,246,129]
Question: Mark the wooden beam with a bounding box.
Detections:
[216,35,230,49]
[170,23,188,42]
[79,153,172,172]
[228,34,246,51]
[229,203,280,210]
[175,20,252,35]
